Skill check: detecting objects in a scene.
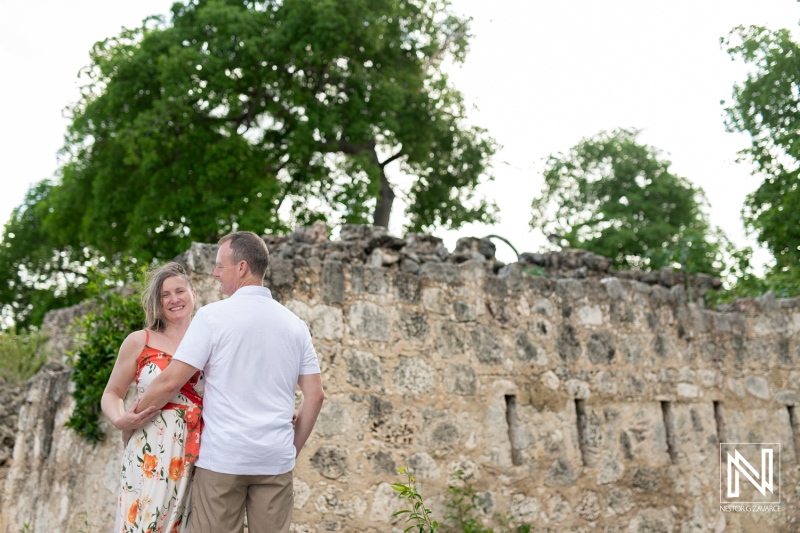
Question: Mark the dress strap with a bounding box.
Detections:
[144,329,149,346]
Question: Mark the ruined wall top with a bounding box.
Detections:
[175,222,789,314]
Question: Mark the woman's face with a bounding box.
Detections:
[160,276,195,323]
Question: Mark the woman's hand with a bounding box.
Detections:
[114,398,158,431]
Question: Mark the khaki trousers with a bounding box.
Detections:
[189,467,293,533]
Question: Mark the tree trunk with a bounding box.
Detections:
[373,168,395,228]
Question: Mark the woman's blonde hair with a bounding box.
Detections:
[141,262,194,332]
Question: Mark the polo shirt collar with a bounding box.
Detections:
[231,285,273,299]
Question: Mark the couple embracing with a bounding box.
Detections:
[101,231,325,532]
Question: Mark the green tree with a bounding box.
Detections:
[531,129,726,274]
[2,0,496,327]
[0,182,97,328]
[723,25,800,268]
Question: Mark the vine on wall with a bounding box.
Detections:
[65,287,142,442]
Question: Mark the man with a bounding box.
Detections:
[137,231,324,533]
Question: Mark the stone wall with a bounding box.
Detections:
[2,224,799,532]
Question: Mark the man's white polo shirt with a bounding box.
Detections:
[173,285,320,475]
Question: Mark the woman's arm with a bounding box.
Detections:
[100,331,158,432]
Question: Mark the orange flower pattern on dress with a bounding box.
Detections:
[128,499,139,524]
[168,456,184,482]
[141,453,158,478]
[114,332,203,533]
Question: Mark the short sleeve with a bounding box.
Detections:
[299,327,321,375]
[173,308,214,371]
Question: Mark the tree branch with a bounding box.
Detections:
[379,150,405,168]
[319,138,376,155]
[423,30,466,75]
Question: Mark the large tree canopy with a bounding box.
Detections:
[2,0,496,327]
[723,25,800,267]
[531,129,726,274]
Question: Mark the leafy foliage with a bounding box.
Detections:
[392,467,440,532]
[706,249,800,306]
[0,182,97,329]
[65,285,143,442]
[445,471,529,533]
[0,328,48,386]
[723,25,800,268]
[531,129,727,274]
[2,0,496,327]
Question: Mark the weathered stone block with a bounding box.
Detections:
[406,452,440,479]
[774,390,800,405]
[602,277,626,301]
[269,258,296,288]
[444,365,478,395]
[435,322,467,354]
[577,305,603,326]
[419,262,460,284]
[362,266,387,294]
[368,450,396,475]
[471,325,504,364]
[587,331,616,365]
[347,301,390,341]
[310,445,349,479]
[453,301,477,322]
[565,379,590,399]
[556,279,584,299]
[392,357,435,394]
[394,272,421,303]
[745,375,770,399]
[322,260,345,304]
[575,490,601,520]
[631,467,661,491]
[459,259,486,281]
[515,332,546,365]
[532,298,553,316]
[315,401,352,437]
[186,242,218,275]
[431,422,459,446]
[558,325,582,362]
[397,312,429,340]
[344,350,384,390]
[286,300,344,340]
[544,458,577,487]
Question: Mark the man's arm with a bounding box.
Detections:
[135,360,199,413]
[293,373,324,456]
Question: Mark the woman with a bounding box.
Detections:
[102,262,204,533]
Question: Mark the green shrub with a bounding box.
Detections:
[393,468,531,533]
[0,328,47,386]
[65,288,143,442]
[392,466,440,532]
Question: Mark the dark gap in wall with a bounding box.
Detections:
[713,401,724,446]
[661,401,677,463]
[788,406,800,462]
[505,394,524,466]
[575,399,590,466]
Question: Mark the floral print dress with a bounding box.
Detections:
[114,331,204,533]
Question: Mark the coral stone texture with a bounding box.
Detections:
[2,223,799,532]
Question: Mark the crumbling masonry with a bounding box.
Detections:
[1,223,799,532]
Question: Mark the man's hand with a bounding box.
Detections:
[114,398,158,431]
[293,374,324,456]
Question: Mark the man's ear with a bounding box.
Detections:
[238,260,249,278]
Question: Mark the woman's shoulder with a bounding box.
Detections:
[119,330,148,355]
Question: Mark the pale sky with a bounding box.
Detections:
[1,1,799,266]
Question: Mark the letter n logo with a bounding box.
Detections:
[720,443,781,504]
